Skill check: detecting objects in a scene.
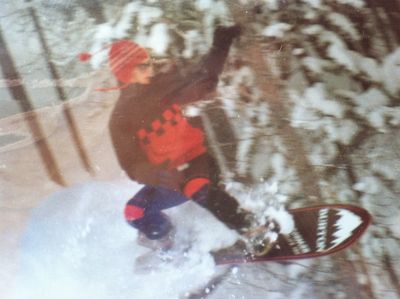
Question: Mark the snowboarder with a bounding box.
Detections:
[107,25,256,250]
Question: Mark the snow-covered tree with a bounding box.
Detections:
[218,1,400,298]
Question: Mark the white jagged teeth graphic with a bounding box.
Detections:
[327,209,362,250]
[316,208,329,252]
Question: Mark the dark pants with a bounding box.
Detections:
[124,155,250,239]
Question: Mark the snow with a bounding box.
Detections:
[225,181,293,234]
[195,0,215,10]
[336,0,364,8]
[263,0,280,10]
[293,48,305,56]
[353,176,382,194]
[147,23,170,55]
[352,88,391,130]
[113,2,142,38]
[11,181,238,299]
[303,27,357,72]
[262,206,294,234]
[326,36,356,72]
[302,56,331,74]
[136,5,162,27]
[196,0,229,43]
[87,2,169,68]
[290,84,361,144]
[286,260,314,279]
[182,30,208,58]
[353,87,390,111]
[368,148,400,182]
[327,13,360,41]
[308,139,337,166]
[350,52,382,82]
[387,107,400,126]
[388,213,400,239]
[302,24,324,36]
[305,84,345,118]
[262,23,292,39]
[382,48,400,95]
[324,118,359,145]
[302,0,322,8]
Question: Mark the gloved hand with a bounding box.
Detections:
[213,24,242,48]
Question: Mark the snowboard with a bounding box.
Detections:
[212,204,371,265]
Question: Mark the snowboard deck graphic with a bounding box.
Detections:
[212,204,371,265]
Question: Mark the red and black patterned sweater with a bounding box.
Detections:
[109,26,240,186]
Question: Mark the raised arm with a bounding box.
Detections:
[162,25,241,105]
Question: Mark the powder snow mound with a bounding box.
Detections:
[12,181,237,299]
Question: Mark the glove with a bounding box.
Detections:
[212,25,242,48]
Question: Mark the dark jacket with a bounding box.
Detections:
[109,26,240,186]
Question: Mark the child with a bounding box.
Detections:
[108,25,253,248]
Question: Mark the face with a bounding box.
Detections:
[130,58,154,85]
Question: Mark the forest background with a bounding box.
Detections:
[0,1,399,298]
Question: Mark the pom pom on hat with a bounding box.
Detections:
[78,52,92,62]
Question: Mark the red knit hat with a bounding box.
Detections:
[108,40,149,83]
[79,40,149,90]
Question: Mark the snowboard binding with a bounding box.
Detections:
[242,219,281,257]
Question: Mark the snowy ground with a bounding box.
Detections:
[9,180,239,299]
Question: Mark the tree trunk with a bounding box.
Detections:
[229,6,322,202]
[28,6,93,174]
[0,27,66,186]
